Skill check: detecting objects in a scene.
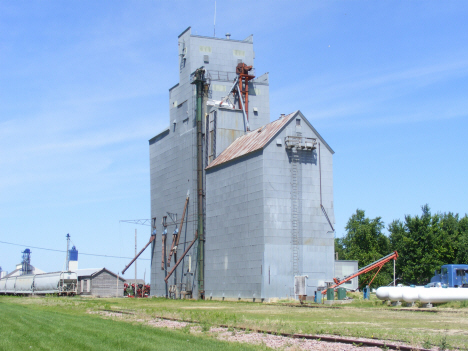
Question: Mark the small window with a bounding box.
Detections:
[296,119,301,126]
[203,55,209,63]
[456,269,466,276]
[442,268,448,274]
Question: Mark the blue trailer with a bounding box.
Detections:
[430,264,468,287]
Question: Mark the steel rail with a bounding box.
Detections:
[109,313,429,351]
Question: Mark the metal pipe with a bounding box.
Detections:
[162,217,168,297]
[167,192,189,266]
[323,251,398,294]
[174,191,190,251]
[319,143,334,231]
[236,84,249,132]
[192,68,206,299]
[165,232,198,283]
[122,232,156,275]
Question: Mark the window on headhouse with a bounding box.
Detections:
[296,119,301,126]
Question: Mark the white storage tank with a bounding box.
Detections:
[5,277,17,294]
[15,275,34,293]
[419,288,468,304]
[376,286,399,300]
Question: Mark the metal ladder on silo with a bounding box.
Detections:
[291,150,300,277]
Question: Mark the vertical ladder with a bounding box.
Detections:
[291,150,300,277]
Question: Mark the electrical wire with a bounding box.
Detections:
[0,240,150,261]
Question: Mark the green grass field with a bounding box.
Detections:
[0,297,264,351]
[2,294,468,350]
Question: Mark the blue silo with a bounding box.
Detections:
[68,246,78,271]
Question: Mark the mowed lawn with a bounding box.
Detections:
[0,299,263,351]
[2,295,468,349]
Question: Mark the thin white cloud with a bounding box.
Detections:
[271,56,468,126]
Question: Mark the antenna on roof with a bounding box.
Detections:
[214,1,216,37]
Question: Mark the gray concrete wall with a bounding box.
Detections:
[205,151,264,299]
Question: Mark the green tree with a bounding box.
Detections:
[334,237,345,260]
[389,205,468,285]
[456,215,468,263]
[340,209,392,288]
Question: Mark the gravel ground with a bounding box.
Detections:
[146,317,391,350]
[94,311,429,350]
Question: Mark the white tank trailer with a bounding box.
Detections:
[0,271,77,295]
[376,286,468,304]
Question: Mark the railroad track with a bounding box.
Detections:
[100,309,429,350]
[280,302,468,314]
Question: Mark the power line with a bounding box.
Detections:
[119,219,151,226]
[0,240,150,261]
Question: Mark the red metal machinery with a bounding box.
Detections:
[322,251,399,295]
[236,62,255,130]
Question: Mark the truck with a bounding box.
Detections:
[430,264,468,287]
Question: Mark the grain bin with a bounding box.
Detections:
[326,288,334,301]
[337,287,346,300]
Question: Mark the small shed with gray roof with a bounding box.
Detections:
[76,268,126,297]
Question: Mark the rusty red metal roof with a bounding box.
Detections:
[206,111,298,170]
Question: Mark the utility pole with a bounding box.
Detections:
[116,272,119,297]
[66,233,70,271]
[135,229,137,297]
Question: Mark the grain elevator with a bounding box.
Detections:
[149,27,335,300]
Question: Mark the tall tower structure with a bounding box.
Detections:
[149,28,336,300]
[21,249,32,275]
[69,246,78,271]
[149,28,270,298]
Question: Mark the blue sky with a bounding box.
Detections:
[1,1,467,279]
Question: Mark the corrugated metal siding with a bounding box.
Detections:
[90,271,125,297]
[206,111,298,170]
